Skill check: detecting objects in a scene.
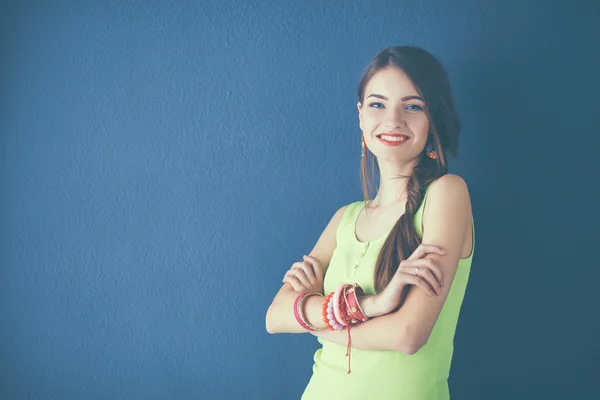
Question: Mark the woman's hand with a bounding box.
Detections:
[282,255,324,294]
[375,244,446,315]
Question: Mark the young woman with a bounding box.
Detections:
[266,46,475,400]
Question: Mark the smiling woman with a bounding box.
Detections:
[359,70,430,158]
[266,46,474,400]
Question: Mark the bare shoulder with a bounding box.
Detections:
[315,202,353,240]
[306,203,352,271]
[423,174,473,258]
[424,174,472,230]
[320,203,352,239]
[330,203,351,224]
[428,173,470,197]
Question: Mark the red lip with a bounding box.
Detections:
[377,132,409,138]
[376,133,410,146]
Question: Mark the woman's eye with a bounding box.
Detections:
[405,104,424,111]
[368,102,384,109]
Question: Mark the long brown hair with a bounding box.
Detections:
[357,46,461,293]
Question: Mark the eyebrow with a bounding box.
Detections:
[366,94,425,102]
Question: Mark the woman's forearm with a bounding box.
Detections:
[265,285,327,333]
[266,286,388,334]
[310,310,408,352]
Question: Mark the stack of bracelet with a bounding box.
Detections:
[293,283,369,374]
[292,292,325,331]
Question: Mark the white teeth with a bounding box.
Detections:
[379,135,407,142]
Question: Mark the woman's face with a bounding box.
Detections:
[358,66,430,164]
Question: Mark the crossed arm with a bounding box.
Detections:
[265,174,472,354]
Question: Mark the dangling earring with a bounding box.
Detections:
[361,136,366,158]
[426,144,438,160]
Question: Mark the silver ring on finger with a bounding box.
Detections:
[414,267,419,276]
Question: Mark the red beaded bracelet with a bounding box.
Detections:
[321,292,336,330]
[332,283,348,327]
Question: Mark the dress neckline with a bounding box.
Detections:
[352,201,391,245]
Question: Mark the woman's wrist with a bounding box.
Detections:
[357,295,387,318]
[304,294,328,329]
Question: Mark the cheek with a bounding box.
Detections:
[410,114,429,135]
[361,110,380,129]
[359,116,373,131]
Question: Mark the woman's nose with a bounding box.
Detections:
[384,108,407,129]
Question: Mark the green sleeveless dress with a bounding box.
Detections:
[301,186,475,400]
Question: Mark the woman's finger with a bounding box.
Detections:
[398,272,437,296]
[283,261,313,282]
[283,275,305,292]
[302,255,323,279]
[286,269,310,288]
[291,262,316,284]
[399,258,444,287]
[284,270,307,287]
[406,244,446,261]
[400,265,442,295]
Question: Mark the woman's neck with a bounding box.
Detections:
[369,158,416,208]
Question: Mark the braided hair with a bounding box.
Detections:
[357,46,461,293]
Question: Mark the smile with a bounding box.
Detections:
[376,134,409,146]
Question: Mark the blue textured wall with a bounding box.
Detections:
[2,1,599,399]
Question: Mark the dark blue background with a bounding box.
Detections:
[2,0,599,398]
